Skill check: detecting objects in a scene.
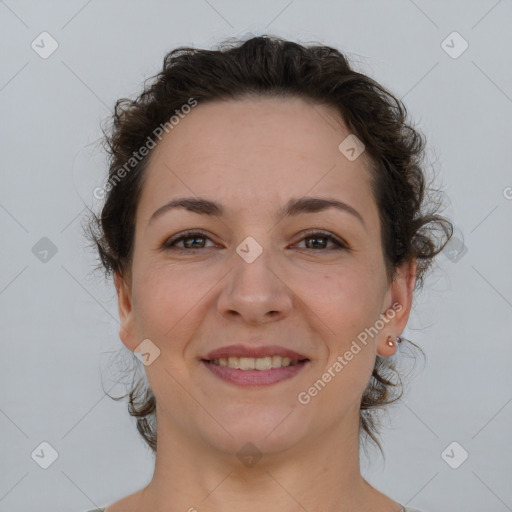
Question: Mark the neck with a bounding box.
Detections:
[139,406,399,512]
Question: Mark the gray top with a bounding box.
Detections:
[87,507,424,512]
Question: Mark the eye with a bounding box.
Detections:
[161,229,347,253]
[161,230,216,252]
[293,230,347,251]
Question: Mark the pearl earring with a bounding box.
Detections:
[386,335,402,347]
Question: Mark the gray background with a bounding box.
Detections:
[1,1,511,511]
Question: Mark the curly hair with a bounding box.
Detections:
[84,34,453,458]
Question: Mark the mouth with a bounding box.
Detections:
[204,355,309,370]
[201,353,310,386]
[201,344,310,386]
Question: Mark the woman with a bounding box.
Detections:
[85,35,452,512]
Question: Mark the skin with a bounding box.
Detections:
[107,96,416,512]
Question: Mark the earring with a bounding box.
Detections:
[386,335,401,347]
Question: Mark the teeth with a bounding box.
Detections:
[211,355,300,370]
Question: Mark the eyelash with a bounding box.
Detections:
[161,229,348,253]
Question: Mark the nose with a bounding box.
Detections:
[216,243,293,325]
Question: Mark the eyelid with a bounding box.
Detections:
[161,228,348,251]
[162,229,216,249]
[294,228,348,249]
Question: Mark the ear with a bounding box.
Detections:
[376,258,417,357]
[114,271,138,352]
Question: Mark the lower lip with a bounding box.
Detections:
[202,360,309,386]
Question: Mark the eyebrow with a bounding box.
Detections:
[147,196,366,229]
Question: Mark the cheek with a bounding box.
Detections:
[306,269,382,372]
[132,262,211,343]
[300,265,383,331]
[310,274,379,401]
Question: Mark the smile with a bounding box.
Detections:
[202,357,310,386]
[209,355,304,370]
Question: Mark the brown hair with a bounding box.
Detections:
[85,35,453,457]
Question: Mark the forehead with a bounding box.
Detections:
[137,96,376,224]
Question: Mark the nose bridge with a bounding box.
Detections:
[217,233,292,321]
[231,234,278,294]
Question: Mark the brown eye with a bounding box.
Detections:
[162,230,216,252]
[161,229,348,253]
[295,230,347,251]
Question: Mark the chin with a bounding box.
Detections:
[200,403,309,457]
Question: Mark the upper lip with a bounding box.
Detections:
[203,344,309,361]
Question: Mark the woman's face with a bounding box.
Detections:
[115,95,415,456]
